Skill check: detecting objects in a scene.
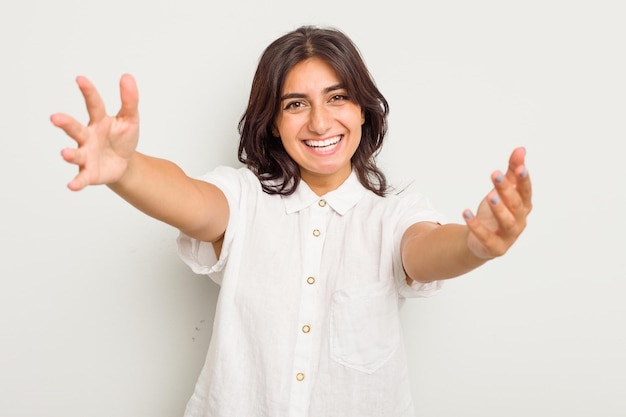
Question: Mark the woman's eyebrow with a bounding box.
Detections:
[322,84,345,94]
[279,84,346,102]
[279,92,307,101]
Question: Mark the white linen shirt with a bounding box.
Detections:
[177,166,446,417]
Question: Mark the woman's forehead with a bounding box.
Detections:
[281,58,343,94]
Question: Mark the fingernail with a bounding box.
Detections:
[490,194,500,205]
[463,210,474,220]
[495,172,504,184]
[519,167,528,178]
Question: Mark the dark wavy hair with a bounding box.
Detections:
[238,26,390,196]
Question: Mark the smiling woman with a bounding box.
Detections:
[273,58,365,195]
[238,26,391,198]
[50,25,532,417]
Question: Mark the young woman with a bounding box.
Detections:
[51,25,532,417]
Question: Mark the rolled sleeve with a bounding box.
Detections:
[398,278,443,298]
[393,192,448,298]
[176,166,242,286]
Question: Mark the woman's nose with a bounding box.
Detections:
[307,105,331,135]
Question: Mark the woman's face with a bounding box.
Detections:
[273,57,364,195]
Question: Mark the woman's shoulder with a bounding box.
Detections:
[198,165,260,187]
[358,186,444,222]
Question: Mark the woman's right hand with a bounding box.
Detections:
[50,74,140,191]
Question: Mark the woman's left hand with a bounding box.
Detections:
[464,147,533,259]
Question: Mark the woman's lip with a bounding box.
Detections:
[303,135,344,155]
[303,135,343,148]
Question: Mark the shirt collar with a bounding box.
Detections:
[282,171,367,215]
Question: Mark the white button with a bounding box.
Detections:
[296,372,305,381]
[302,324,311,333]
[312,229,321,237]
[306,276,315,285]
[318,199,327,207]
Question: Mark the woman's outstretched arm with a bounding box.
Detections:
[401,147,532,283]
[50,74,228,243]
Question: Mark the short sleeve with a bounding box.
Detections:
[176,166,244,286]
[397,277,444,298]
[392,192,448,298]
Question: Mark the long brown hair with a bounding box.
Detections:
[238,26,390,196]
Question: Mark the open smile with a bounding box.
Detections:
[303,135,343,152]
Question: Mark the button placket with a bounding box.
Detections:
[287,198,330,416]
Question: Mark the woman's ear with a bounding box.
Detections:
[361,110,365,125]
[271,126,280,138]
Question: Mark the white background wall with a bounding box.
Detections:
[1,0,624,416]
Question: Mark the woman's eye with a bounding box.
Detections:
[330,94,348,103]
[284,101,303,110]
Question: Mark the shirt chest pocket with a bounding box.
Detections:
[329,279,401,374]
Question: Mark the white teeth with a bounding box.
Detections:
[304,136,342,148]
